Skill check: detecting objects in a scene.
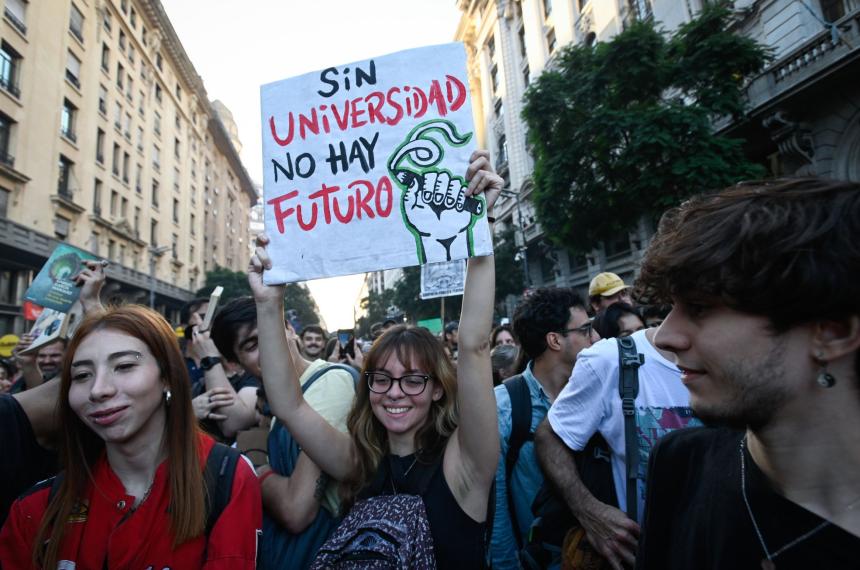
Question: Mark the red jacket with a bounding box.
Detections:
[0,434,261,569]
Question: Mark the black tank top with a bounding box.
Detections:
[359,451,488,569]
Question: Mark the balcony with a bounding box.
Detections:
[0,73,20,98]
[0,149,13,168]
[61,128,77,143]
[65,70,81,89]
[4,8,26,35]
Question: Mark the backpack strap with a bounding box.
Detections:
[204,442,242,535]
[301,363,360,394]
[616,337,643,522]
[502,373,532,548]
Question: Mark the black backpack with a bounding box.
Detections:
[49,442,242,536]
[505,337,643,568]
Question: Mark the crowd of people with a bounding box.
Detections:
[0,156,857,569]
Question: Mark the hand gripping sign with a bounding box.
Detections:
[260,43,493,285]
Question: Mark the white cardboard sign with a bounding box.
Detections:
[260,43,492,284]
[420,259,466,300]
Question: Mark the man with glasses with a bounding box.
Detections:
[491,288,598,569]
[534,297,701,568]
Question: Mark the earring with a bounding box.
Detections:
[815,352,836,388]
[163,389,173,406]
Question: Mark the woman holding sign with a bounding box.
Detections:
[250,150,501,568]
[0,305,261,569]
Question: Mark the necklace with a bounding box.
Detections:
[739,437,831,570]
[388,452,421,495]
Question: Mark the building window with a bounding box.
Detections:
[58,155,74,197]
[154,111,161,137]
[126,75,133,99]
[95,128,105,163]
[54,215,71,239]
[151,179,159,207]
[98,84,108,114]
[156,52,163,71]
[108,239,116,261]
[0,42,21,97]
[152,144,160,171]
[4,0,27,35]
[130,7,137,28]
[172,198,179,223]
[129,45,136,65]
[497,133,508,166]
[110,189,118,216]
[135,163,142,192]
[61,99,77,142]
[174,137,180,159]
[628,0,652,21]
[114,101,122,130]
[0,113,14,167]
[523,65,530,87]
[155,83,162,104]
[518,26,527,58]
[69,4,84,43]
[138,90,145,115]
[66,51,82,88]
[90,232,99,254]
[101,43,110,72]
[190,213,196,235]
[171,233,178,258]
[150,219,158,245]
[141,26,147,46]
[0,187,9,218]
[119,30,126,51]
[121,0,128,14]
[112,143,120,176]
[121,196,127,218]
[546,28,557,54]
[124,112,131,138]
[116,62,124,90]
[122,151,130,183]
[543,0,553,19]
[175,84,182,101]
[102,9,112,33]
[137,126,144,151]
[93,178,102,214]
[820,0,845,21]
[490,63,499,93]
[134,206,141,235]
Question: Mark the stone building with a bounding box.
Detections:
[455,0,859,308]
[0,0,256,332]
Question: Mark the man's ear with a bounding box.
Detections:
[811,316,860,362]
[544,331,562,353]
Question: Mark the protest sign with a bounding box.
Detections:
[260,42,492,284]
[420,259,466,300]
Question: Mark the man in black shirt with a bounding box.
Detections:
[635,178,860,569]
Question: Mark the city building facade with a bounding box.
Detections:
[455,0,859,309]
[0,0,256,333]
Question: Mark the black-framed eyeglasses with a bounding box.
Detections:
[365,371,431,395]
[558,321,593,337]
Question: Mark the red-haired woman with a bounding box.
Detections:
[0,305,261,569]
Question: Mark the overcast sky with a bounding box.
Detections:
[160,0,463,328]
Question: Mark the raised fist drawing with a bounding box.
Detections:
[388,119,484,263]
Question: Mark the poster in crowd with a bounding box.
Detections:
[420,259,466,300]
[260,42,493,284]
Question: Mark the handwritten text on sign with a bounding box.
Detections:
[260,43,492,284]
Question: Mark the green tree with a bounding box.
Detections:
[493,225,526,307]
[391,266,462,325]
[197,266,320,328]
[521,4,769,253]
[356,287,394,337]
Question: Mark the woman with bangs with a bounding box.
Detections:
[0,305,261,569]
[249,150,502,568]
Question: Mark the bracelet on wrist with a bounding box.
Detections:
[258,469,276,486]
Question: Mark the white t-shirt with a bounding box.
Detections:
[547,329,701,522]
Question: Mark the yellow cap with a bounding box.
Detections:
[0,334,20,358]
[588,272,629,297]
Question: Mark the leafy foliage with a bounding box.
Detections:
[196,266,321,329]
[521,4,769,253]
[493,225,526,304]
[392,266,462,324]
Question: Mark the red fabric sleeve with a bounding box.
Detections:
[203,455,263,569]
[0,489,49,570]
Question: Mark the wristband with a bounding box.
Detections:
[487,216,496,223]
[258,469,276,486]
[200,356,222,371]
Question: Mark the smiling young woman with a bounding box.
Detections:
[0,305,261,569]
[250,150,502,568]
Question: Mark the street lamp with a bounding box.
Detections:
[148,245,170,309]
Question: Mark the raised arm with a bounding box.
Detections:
[74,260,107,314]
[445,150,502,515]
[248,236,355,481]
